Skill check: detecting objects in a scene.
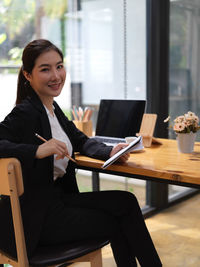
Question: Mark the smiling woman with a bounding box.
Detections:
[0,39,162,267]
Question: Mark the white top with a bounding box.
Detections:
[44,105,73,180]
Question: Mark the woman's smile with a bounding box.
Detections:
[48,82,63,90]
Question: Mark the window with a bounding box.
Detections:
[169,0,200,141]
[67,0,146,107]
[67,0,147,207]
[168,0,200,199]
[0,0,70,121]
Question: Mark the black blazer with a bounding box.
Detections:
[0,90,112,258]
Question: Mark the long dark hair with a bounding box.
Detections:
[16,39,64,104]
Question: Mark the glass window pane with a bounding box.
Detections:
[169,0,200,141]
[127,0,146,100]
[67,0,146,105]
[67,0,146,207]
[169,0,200,198]
[0,0,70,120]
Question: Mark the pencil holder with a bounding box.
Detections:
[73,120,93,137]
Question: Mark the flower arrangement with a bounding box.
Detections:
[164,111,200,134]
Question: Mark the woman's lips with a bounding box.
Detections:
[48,82,62,90]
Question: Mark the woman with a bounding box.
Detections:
[0,39,162,266]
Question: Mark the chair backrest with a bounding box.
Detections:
[0,158,24,196]
[0,158,28,267]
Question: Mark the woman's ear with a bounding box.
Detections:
[23,70,31,82]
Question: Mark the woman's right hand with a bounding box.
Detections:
[35,138,69,160]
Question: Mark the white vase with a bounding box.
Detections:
[176,132,196,153]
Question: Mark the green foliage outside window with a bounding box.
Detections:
[0,0,68,68]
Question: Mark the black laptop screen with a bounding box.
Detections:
[95,99,146,138]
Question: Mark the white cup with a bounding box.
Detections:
[125,136,137,144]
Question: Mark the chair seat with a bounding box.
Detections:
[29,239,110,266]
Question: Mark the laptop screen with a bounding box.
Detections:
[95,99,146,138]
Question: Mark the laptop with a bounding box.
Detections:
[92,99,146,146]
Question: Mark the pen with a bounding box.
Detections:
[35,133,76,163]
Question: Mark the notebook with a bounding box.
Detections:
[92,99,146,146]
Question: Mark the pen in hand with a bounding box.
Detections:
[35,133,76,163]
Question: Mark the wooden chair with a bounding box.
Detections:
[136,113,162,147]
[0,158,109,267]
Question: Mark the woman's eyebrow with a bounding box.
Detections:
[38,64,50,68]
[56,61,63,65]
[38,61,63,68]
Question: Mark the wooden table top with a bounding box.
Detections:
[75,138,200,186]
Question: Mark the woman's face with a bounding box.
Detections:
[24,50,66,102]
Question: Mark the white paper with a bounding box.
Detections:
[102,135,143,169]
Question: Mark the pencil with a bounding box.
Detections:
[35,133,76,163]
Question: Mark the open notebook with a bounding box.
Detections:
[92,99,146,146]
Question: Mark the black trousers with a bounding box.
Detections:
[39,187,162,267]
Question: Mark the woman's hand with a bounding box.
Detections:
[110,143,130,163]
[35,138,69,160]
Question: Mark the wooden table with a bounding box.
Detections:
[75,138,200,188]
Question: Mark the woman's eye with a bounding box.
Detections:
[41,68,49,72]
[57,64,64,69]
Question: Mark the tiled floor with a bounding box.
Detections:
[146,193,200,267]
